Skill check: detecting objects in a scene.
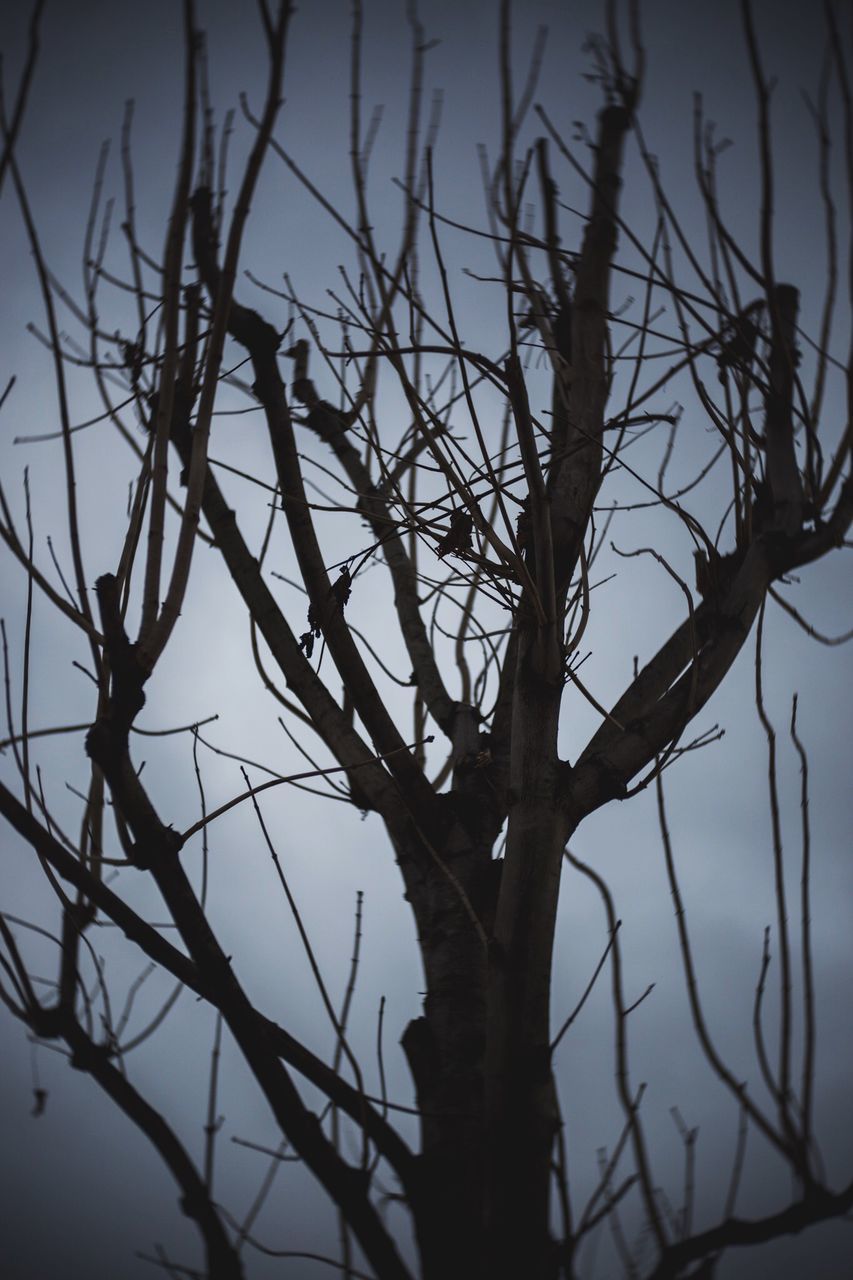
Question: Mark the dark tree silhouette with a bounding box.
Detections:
[1,2,851,1278]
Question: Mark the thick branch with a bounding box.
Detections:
[572,477,852,817]
[167,415,403,821]
[0,783,419,1197]
[61,1019,242,1280]
[190,187,437,825]
[763,284,803,536]
[571,538,770,814]
[647,1180,853,1280]
[547,103,631,601]
[84,713,415,1277]
[289,368,458,738]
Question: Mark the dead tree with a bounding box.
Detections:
[1,2,851,1278]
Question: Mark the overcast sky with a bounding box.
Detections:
[1,2,852,1278]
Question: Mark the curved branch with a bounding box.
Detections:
[647,1180,853,1280]
[61,1019,243,1280]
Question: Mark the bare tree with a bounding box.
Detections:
[1,2,851,1278]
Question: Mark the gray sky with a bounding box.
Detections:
[1,2,851,1278]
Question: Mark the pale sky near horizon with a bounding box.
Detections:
[1,2,851,1278]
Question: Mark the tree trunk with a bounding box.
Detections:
[483,625,567,1279]
[402,811,496,1278]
